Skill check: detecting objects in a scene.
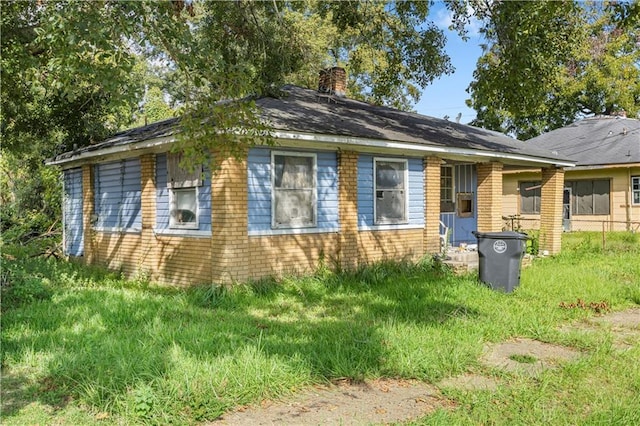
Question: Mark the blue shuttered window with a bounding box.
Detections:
[94,159,142,231]
[247,148,339,235]
[155,153,211,235]
[63,168,84,256]
[358,155,424,229]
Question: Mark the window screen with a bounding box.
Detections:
[167,153,203,228]
[375,159,407,224]
[568,180,610,215]
[272,153,316,228]
[519,181,541,214]
[440,166,454,213]
[632,176,640,205]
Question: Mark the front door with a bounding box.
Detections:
[562,187,571,232]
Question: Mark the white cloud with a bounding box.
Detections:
[433,4,482,38]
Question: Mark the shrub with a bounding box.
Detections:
[1,257,52,310]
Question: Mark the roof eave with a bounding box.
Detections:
[47,129,576,169]
[272,131,575,167]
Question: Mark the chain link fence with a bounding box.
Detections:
[502,215,640,251]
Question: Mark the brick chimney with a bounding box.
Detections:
[318,67,346,97]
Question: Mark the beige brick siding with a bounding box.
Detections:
[81,164,95,263]
[92,232,142,276]
[211,155,249,284]
[86,149,568,286]
[338,151,359,270]
[477,162,504,232]
[139,154,157,278]
[357,229,424,264]
[249,233,340,278]
[539,167,564,254]
[153,236,212,285]
[423,156,441,253]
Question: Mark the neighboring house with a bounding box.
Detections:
[503,115,640,232]
[50,68,573,286]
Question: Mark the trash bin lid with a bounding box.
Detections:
[472,231,529,240]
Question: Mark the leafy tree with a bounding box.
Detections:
[2,1,454,238]
[453,0,640,139]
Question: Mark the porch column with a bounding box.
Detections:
[139,154,157,280]
[540,167,565,255]
[81,164,95,264]
[211,154,249,284]
[423,156,441,253]
[476,162,504,232]
[338,150,359,270]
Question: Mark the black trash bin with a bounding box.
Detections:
[472,231,528,293]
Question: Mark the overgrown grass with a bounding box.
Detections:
[1,232,639,425]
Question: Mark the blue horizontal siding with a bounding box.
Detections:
[155,153,211,232]
[122,158,141,229]
[63,168,84,256]
[357,155,375,226]
[247,148,339,233]
[408,158,425,225]
[94,158,141,230]
[156,154,169,229]
[358,155,424,227]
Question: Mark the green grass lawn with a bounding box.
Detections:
[1,232,639,425]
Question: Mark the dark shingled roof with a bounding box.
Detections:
[50,85,573,165]
[525,116,640,167]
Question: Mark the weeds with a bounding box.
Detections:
[559,298,611,314]
[1,232,639,425]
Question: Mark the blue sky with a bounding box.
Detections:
[415,3,484,124]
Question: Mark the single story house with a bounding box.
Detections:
[50,68,574,286]
[503,115,640,232]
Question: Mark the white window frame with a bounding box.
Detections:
[166,153,203,230]
[632,176,640,205]
[440,165,455,213]
[169,186,199,230]
[374,157,409,225]
[271,151,317,229]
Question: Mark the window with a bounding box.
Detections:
[519,181,541,214]
[440,165,454,213]
[170,188,197,228]
[566,179,610,215]
[633,176,640,205]
[374,158,407,224]
[167,153,203,229]
[272,152,316,228]
[94,159,141,230]
[457,192,474,217]
[520,181,541,214]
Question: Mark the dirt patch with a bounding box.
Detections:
[481,338,581,376]
[437,373,501,392]
[590,308,640,329]
[213,379,453,425]
[214,309,640,422]
[558,307,640,349]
